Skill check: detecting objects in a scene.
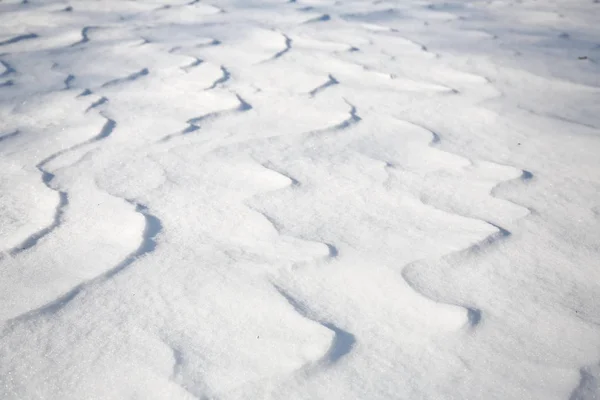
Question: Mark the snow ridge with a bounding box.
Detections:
[0,0,599,398]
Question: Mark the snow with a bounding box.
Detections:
[0,0,599,398]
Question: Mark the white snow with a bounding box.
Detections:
[0,0,599,398]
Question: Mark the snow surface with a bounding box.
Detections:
[0,0,599,398]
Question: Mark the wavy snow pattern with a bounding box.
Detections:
[0,1,598,399]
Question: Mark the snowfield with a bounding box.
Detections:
[1,0,599,398]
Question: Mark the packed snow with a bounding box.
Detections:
[0,0,599,398]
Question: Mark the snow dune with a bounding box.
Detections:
[0,0,599,398]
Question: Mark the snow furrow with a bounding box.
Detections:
[78,88,93,97]
[398,126,533,330]
[259,162,301,187]
[274,285,356,369]
[304,14,331,24]
[71,27,92,47]
[181,57,203,72]
[0,130,19,144]
[8,190,68,257]
[265,33,292,62]
[207,66,230,90]
[85,96,108,112]
[304,99,361,137]
[0,33,38,47]
[5,200,162,324]
[101,68,149,88]
[329,100,360,131]
[308,74,339,97]
[7,116,116,256]
[158,93,252,142]
[63,74,75,90]
[0,60,15,78]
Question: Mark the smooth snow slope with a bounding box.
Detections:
[0,0,599,399]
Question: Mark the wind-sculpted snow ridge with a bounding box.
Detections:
[7,188,68,257]
[63,74,75,90]
[260,162,301,187]
[0,60,15,78]
[0,130,19,143]
[7,115,115,257]
[71,27,93,47]
[159,93,252,141]
[207,66,230,89]
[101,68,149,88]
[274,285,356,369]
[304,14,331,24]
[181,57,203,72]
[85,96,108,112]
[78,88,92,97]
[0,33,38,47]
[0,0,599,399]
[308,74,339,97]
[5,200,162,324]
[400,225,504,330]
[304,99,361,135]
[395,120,533,330]
[264,32,292,62]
